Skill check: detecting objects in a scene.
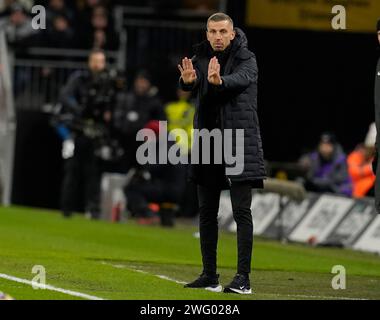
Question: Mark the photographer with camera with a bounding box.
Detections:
[57,49,119,219]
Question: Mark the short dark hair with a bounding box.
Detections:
[207,12,234,29]
[135,69,152,82]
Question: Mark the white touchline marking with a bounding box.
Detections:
[102,262,368,300]
[155,274,187,285]
[101,262,187,285]
[0,273,105,300]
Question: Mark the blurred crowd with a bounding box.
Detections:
[0,0,120,51]
[0,0,221,53]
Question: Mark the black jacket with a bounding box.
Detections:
[180,28,266,187]
[113,90,165,139]
[374,57,380,213]
[128,139,187,203]
[112,90,166,169]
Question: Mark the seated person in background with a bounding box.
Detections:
[124,120,186,224]
[347,123,376,198]
[298,133,352,197]
[113,70,166,172]
[43,14,75,48]
[46,0,75,28]
[88,5,119,50]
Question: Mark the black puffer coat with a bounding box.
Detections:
[180,28,266,186]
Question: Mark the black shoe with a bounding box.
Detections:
[224,273,252,294]
[184,273,223,292]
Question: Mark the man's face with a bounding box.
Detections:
[134,77,151,96]
[377,31,380,45]
[88,53,106,73]
[318,142,334,160]
[10,10,26,25]
[207,20,235,52]
[92,13,108,29]
[54,16,68,31]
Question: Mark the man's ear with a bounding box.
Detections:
[231,30,236,41]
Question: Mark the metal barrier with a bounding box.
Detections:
[12,43,123,111]
[0,29,16,205]
[13,58,87,111]
[119,6,209,73]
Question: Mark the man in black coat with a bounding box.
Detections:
[178,13,266,294]
[374,19,380,214]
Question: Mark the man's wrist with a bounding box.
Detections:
[215,77,223,86]
[181,77,194,85]
[211,78,222,86]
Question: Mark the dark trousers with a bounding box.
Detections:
[197,182,253,276]
[61,137,101,215]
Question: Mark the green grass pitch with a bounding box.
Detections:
[1,206,380,300]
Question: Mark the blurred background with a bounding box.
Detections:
[0,0,378,219]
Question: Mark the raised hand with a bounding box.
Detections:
[207,57,222,86]
[178,57,197,85]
